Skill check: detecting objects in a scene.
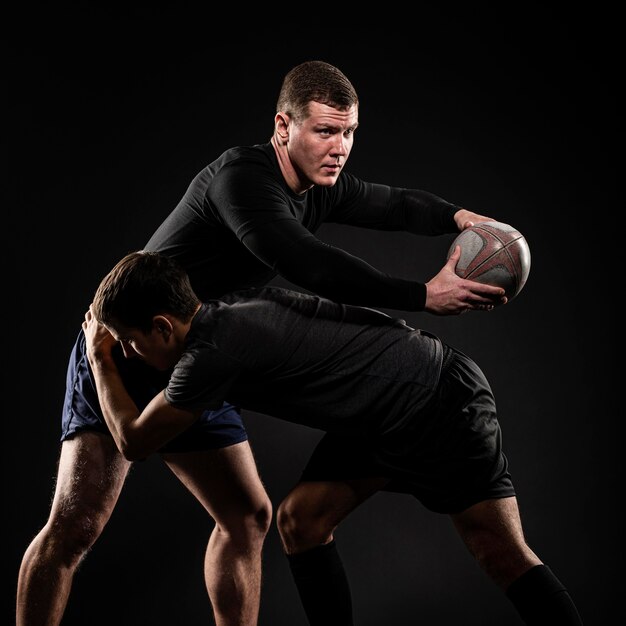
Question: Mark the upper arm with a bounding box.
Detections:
[240,219,319,270]
[329,174,459,235]
[209,164,294,241]
[326,175,401,229]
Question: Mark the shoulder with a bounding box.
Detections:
[208,143,285,198]
[211,143,277,177]
[316,170,372,203]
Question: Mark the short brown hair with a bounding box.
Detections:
[276,60,358,123]
[92,250,200,333]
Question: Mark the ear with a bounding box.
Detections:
[274,112,290,143]
[152,315,174,340]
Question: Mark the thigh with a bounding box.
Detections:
[292,432,389,526]
[161,441,270,526]
[282,477,389,527]
[50,432,131,525]
[278,478,388,551]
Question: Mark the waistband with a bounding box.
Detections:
[441,343,455,375]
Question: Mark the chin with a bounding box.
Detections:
[315,174,340,187]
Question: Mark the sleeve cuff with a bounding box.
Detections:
[408,281,427,311]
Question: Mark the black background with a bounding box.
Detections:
[9,9,620,625]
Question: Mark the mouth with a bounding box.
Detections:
[322,164,341,172]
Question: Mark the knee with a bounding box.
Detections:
[276,495,333,552]
[40,504,108,566]
[250,496,273,539]
[218,496,272,548]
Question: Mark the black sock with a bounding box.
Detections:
[506,564,583,625]
[286,540,354,626]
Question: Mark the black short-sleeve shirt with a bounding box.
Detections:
[165,287,444,436]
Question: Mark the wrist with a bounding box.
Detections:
[87,349,117,371]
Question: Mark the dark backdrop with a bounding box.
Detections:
[10,10,619,625]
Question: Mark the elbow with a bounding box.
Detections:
[282,265,338,297]
[119,445,145,462]
[117,433,153,462]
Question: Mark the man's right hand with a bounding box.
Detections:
[83,305,118,365]
[424,245,507,315]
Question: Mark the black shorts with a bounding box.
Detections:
[61,330,248,453]
[300,345,515,514]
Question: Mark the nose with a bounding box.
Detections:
[330,134,348,158]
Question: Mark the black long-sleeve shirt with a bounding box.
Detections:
[166,287,443,436]
[145,142,459,310]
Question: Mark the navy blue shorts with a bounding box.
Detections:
[61,330,248,453]
[300,345,515,514]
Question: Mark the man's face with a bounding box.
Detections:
[287,101,358,189]
[107,320,176,371]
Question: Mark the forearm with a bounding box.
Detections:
[399,188,459,235]
[88,357,146,458]
[275,234,426,310]
[88,356,201,459]
[243,223,426,310]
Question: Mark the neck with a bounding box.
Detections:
[270,135,311,195]
[174,303,201,349]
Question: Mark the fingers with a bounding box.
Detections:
[456,272,508,307]
[467,294,508,311]
[462,280,508,311]
[470,283,506,297]
[82,306,91,330]
[426,258,508,315]
[467,290,507,304]
[446,245,461,269]
[82,305,107,335]
[464,278,506,298]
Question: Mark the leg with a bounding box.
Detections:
[451,496,583,624]
[451,496,541,588]
[277,477,388,626]
[162,441,272,626]
[17,432,130,626]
